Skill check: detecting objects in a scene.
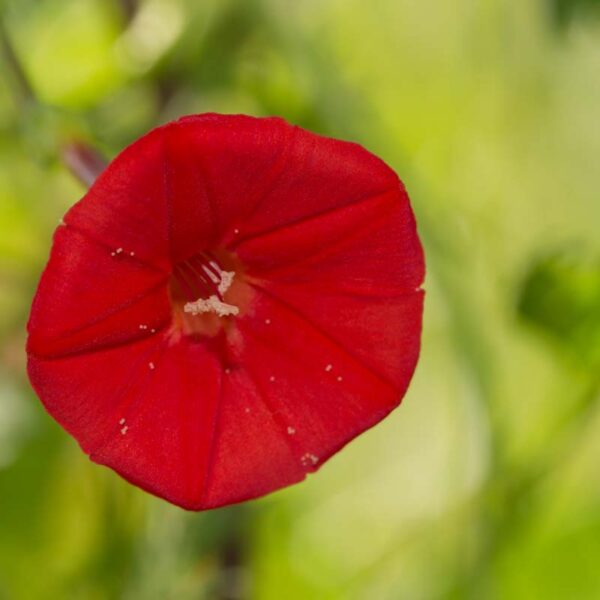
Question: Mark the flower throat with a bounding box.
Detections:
[172,252,239,317]
[167,251,246,340]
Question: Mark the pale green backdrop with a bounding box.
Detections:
[1,0,599,598]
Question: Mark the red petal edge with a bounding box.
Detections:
[26,114,425,510]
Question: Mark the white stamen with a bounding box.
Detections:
[184,295,239,317]
[183,265,238,317]
[120,426,128,435]
[116,247,123,254]
[287,426,296,435]
[337,376,343,382]
[325,364,333,372]
[119,418,126,425]
[148,362,155,370]
[233,228,240,235]
[139,324,148,330]
[244,407,250,414]
[203,265,220,285]
[269,376,275,382]
[130,251,135,257]
[150,328,156,334]
[224,368,231,374]
[217,270,235,296]
[265,319,271,325]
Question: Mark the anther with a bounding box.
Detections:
[178,252,240,318]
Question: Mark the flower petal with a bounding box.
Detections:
[91,339,222,509]
[200,367,306,509]
[27,225,170,359]
[64,126,170,270]
[236,185,424,294]
[164,114,291,261]
[28,335,163,453]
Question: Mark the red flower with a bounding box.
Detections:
[27,114,425,510]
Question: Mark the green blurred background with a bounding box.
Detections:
[1,0,600,598]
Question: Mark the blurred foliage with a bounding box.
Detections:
[553,0,600,27]
[519,251,600,367]
[1,0,600,599]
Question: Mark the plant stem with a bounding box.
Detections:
[0,19,35,105]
